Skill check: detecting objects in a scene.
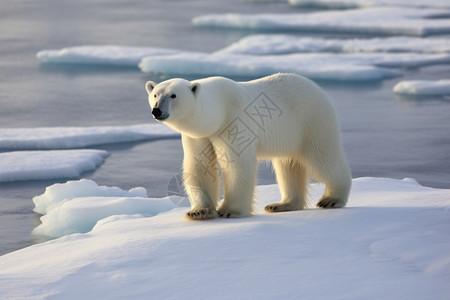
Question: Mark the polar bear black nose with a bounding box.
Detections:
[152,107,163,118]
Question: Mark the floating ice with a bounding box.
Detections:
[0,177,449,299]
[0,150,108,183]
[193,7,450,36]
[218,35,450,55]
[33,179,148,215]
[32,179,174,238]
[288,0,450,9]
[139,52,450,81]
[37,45,180,67]
[0,124,179,151]
[393,80,450,96]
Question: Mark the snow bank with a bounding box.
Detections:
[393,80,450,96]
[37,45,180,67]
[193,7,450,36]
[0,124,179,151]
[0,177,449,299]
[139,51,450,81]
[288,0,450,9]
[218,35,450,55]
[0,150,108,182]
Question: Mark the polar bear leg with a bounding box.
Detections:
[217,152,257,218]
[265,158,308,213]
[304,142,351,209]
[182,137,219,220]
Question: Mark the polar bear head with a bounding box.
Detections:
[145,78,201,123]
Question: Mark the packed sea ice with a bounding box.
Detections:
[193,7,450,36]
[0,177,449,299]
[393,80,450,96]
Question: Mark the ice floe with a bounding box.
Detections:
[393,80,450,96]
[288,0,450,9]
[37,45,180,67]
[0,177,449,299]
[0,150,108,182]
[193,7,450,36]
[0,124,179,151]
[139,52,450,81]
[218,35,450,55]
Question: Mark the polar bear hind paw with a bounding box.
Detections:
[217,208,249,218]
[186,208,217,220]
[316,197,345,209]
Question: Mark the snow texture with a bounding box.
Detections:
[193,7,450,36]
[139,51,450,81]
[393,80,450,96]
[218,35,450,55]
[0,150,108,182]
[288,0,450,9]
[0,177,449,299]
[37,45,180,67]
[0,124,180,151]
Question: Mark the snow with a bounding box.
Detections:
[288,0,450,9]
[393,80,450,96]
[37,45,180,67]
[0,124,179,151]
[218,35,450,55]
[0,150,108,182]
[139,51,450,81]
[0,177,449,299]
[193,7,450,36]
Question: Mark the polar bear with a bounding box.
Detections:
[145,73,351,220]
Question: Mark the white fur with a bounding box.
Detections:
[146,73,351,220]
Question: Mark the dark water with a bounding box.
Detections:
[1,0,449,256]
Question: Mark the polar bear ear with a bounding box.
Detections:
[145,81,156,94]
[190,82,201,96]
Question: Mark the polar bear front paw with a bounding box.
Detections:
[186,208,217,220]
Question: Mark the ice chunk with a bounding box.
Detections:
[33,195,176,238]
[288,0,450,9]
[37,45,181,67]
[218,35,450,55]
[32,179,174,238]
[0,150,108,182]
[393,80,450,96]
[0,177,449,299]
[0,124,179,151]
[139,52,450,81]
[193,7,450,36]
[33,179,148,215]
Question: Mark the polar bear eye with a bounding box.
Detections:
[154,94,157,98]
[170,94,176,99]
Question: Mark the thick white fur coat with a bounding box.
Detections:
[146,73,351,219]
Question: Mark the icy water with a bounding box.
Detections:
[1,0,449,255]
